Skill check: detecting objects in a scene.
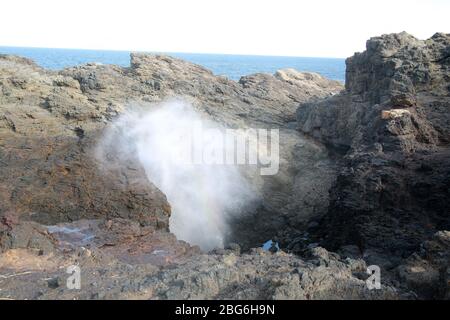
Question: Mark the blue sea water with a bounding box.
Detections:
[0,46,345,82]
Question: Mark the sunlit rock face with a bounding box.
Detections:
[3,33,449,300]
[0,55,171,229]
[0,52,343,249]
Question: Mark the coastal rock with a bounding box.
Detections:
[0,52,343,250]
[397,231,450,299]
[296,32,450,279]
[3,32,448,300]
[238,69,342,122]
[0,54,171,229]
[0,218,401,300]
[0,51,348,299]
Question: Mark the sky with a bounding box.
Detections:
[0,0,448,58]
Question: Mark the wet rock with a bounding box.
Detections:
[47,277,60,289]
[0,220,56,254]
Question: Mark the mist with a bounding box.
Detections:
[96,100,259,250]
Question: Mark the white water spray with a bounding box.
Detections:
[97,100,262,250]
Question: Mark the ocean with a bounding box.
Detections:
[0,46,346,82]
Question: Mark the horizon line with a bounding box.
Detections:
[0,44,349,60]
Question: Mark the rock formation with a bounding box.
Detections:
[297,32,450,298]
[0,52,343,249]
[0,55,171,229]
[1,32,449,300]
[0,218,401,300]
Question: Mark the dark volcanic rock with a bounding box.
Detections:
[397,231,450,299]
[297,32,450,269]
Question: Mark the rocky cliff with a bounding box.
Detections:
[0,32,449,300]
[1,52,372,299]
[0,52,343,250]
[297,32,450,298]
[0,55,172,229]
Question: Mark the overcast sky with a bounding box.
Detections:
[0,0,448,57]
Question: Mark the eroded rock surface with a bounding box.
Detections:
[0,52,343,248]
[297,32,450,299]
[0,55,171,228]
[1,32,448,300]
[0,218,401,300]
[0,51,351,299]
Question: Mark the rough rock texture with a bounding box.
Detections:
[0,55,171,228]
[0,218,401,300]
[0,52,352,299]
[397,231,450,299]
[2,32,448,300]
[0,52,343,249]
[297,32,450,290]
